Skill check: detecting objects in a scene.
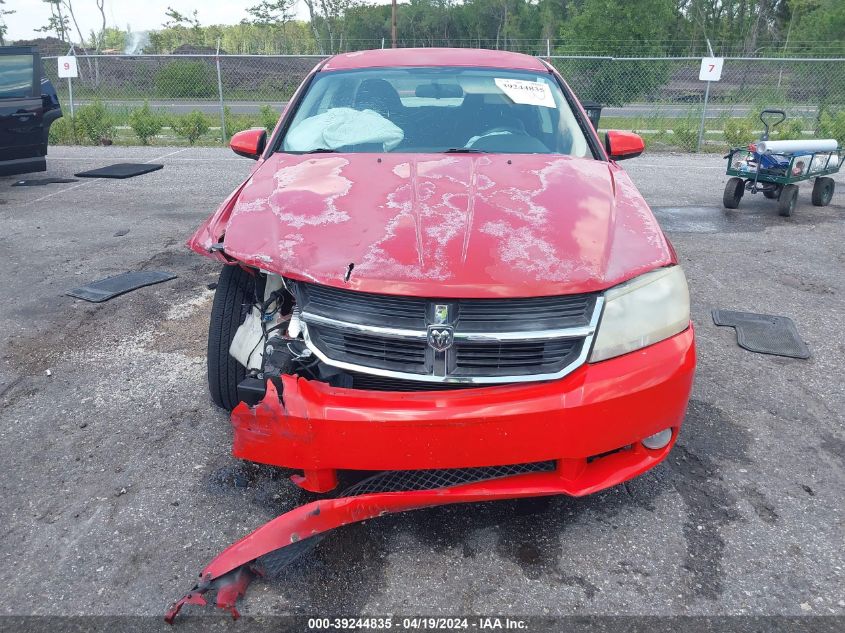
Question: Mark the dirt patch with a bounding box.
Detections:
[150,288,214,356]
[665,399,751,600]
[779,274,834,296]
[741,485,779,524]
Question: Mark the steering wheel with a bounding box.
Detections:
[466,125,528,148]
[479,125,527,137]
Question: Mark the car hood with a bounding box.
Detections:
[189,153,673,298]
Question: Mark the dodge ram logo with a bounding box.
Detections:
[427,326,454,352]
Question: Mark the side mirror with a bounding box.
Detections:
[605,131,644,161]
[230,128,267,160]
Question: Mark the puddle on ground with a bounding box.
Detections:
[654,198,842,233]
[653,207,726,233]
[653,205,778,233]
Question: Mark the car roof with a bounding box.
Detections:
[321,48,549,73]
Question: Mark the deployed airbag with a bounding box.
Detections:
[285,108,404,151]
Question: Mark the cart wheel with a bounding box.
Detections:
[763,186,781,200]
[778,184,799,217]
[811,177,834,206]
[723,177,744,209]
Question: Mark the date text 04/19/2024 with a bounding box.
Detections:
[307,617,529,630]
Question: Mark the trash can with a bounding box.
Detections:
[581,101,603,131]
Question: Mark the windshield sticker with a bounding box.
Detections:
[494,78,556,108]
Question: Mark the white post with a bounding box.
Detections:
[696,39,716,153]
[215,39,226,143]
[696,80,710,152]
[66,46,76,120]
[546,38,551,58]
[67,75,74,119]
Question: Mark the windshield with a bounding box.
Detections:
[280,67,592,157]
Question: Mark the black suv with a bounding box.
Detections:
[0,46,62,176]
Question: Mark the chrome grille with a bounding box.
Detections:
[291,280,603,385]
[297,281,595,331]
[457,295,594,331]
[453,338,582,376]
[300,282,426,328]
[309,323,428,374]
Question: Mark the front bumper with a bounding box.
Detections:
[230,326,695,495]
[167,327,695,620]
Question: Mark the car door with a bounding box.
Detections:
[0,47,45,164]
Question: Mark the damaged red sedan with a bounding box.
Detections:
[168,48,695,620]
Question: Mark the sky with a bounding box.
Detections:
[3,0,393,42]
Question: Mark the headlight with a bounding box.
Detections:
[589,266,690,362]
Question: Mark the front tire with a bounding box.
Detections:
[723,177,744,209]
[208,265,256,411]
[778,184,799,217]
[811,177,834,206]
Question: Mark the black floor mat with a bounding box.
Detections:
[74,163,163,179]
[67,271,176,303]
[712,309,810,359]
[12,177,78,186]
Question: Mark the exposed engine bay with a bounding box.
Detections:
[228,270,356,406]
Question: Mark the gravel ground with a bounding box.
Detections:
[0,147,842,626]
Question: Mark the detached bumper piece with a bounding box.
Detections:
[169,458,662,622]
[165,566,255,623]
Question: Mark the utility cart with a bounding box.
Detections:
[723,109,841,217]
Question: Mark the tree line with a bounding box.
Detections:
[16,0,845,57]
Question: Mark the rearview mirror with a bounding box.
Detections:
[415,83,464,99]
[605,131,644,161]
[230,128,267,160]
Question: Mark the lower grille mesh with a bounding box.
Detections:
[255,459,557,577]
[349,372,480,392]
[341,461,558,496]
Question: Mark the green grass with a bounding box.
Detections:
[598,112,825,152]
[52,104,273,146]
[108,125,226,146]
[50,105,838,153]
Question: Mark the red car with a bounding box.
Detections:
[169,48,695,620]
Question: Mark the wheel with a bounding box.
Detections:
[763,186,781,200]
[208,264,257,410]
[778,184,799,217]
[811,177,835,206]
[723,177,744,209]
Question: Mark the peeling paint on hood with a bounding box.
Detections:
[188,153,673,297]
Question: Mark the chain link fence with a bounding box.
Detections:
[42,53,845,150]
